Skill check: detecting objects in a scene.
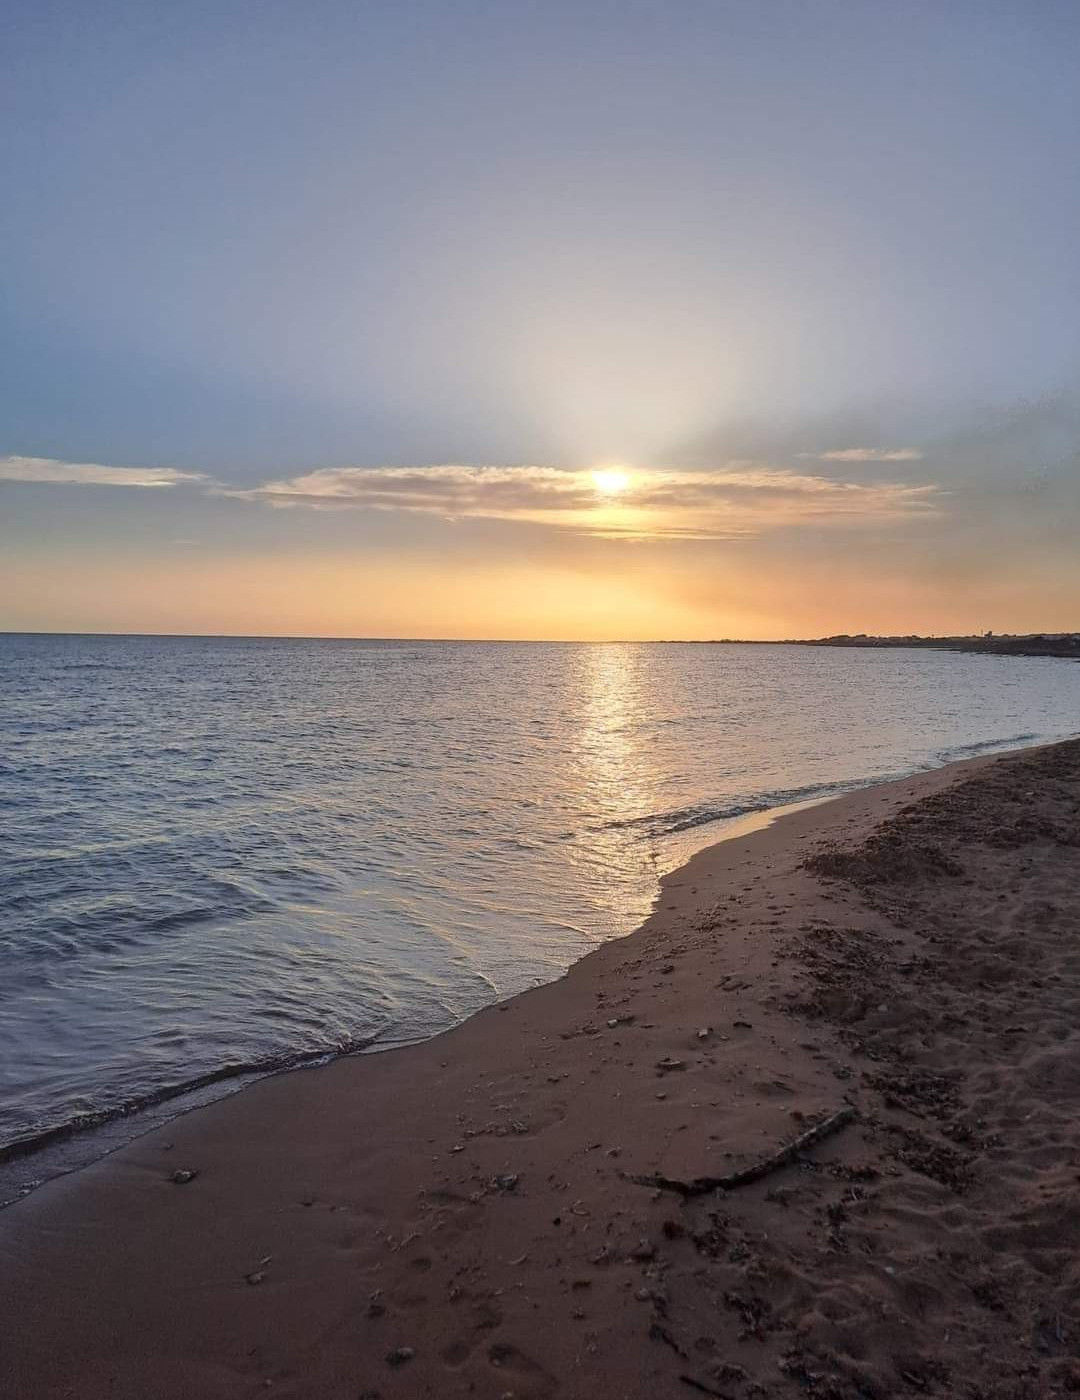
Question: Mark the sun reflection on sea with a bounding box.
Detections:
[578,643,652,832]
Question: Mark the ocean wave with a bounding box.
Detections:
[0,1030,379,1166]
[596,779,859,839]
[596,732,1054,842]
[935,732,1038,763]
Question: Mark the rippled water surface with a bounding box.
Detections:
[2,634,1077,1165]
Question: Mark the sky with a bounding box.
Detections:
[2,0,1079,639]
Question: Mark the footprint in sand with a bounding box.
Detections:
[487,1341,558,1395]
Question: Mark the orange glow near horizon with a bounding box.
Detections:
[6,532,1078,643]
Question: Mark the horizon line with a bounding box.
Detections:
[2,628,1075,646]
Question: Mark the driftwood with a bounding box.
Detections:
[679,1375,735,1398]
[626,1105,856,1198]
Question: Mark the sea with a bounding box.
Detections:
[1,633,1077,1200]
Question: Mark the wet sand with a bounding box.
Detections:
[3,739,1080,1399]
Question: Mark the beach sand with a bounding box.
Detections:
[3,739,1080,1399]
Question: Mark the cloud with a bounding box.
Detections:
[1,451,940,540]
[0,455,203,488]
[225,462,940,539]
[800,447,925,462]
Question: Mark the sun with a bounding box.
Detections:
[591,467,632,496]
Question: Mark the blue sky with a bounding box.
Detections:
[3,2,1080,636]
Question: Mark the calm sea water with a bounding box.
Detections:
[1,634,1077,1185]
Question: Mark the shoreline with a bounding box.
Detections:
[0,732,1054,1208]
[0,785,835,1208]
[4,736,1080,1397]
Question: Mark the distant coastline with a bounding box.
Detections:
[670,632,1080,658]
[793,632,1080,659]
[3,629,1079,656]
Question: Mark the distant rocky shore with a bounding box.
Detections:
[802,632,1080,659]
[687,633,1080,659]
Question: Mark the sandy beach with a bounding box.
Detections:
[3,738,1080,1399]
